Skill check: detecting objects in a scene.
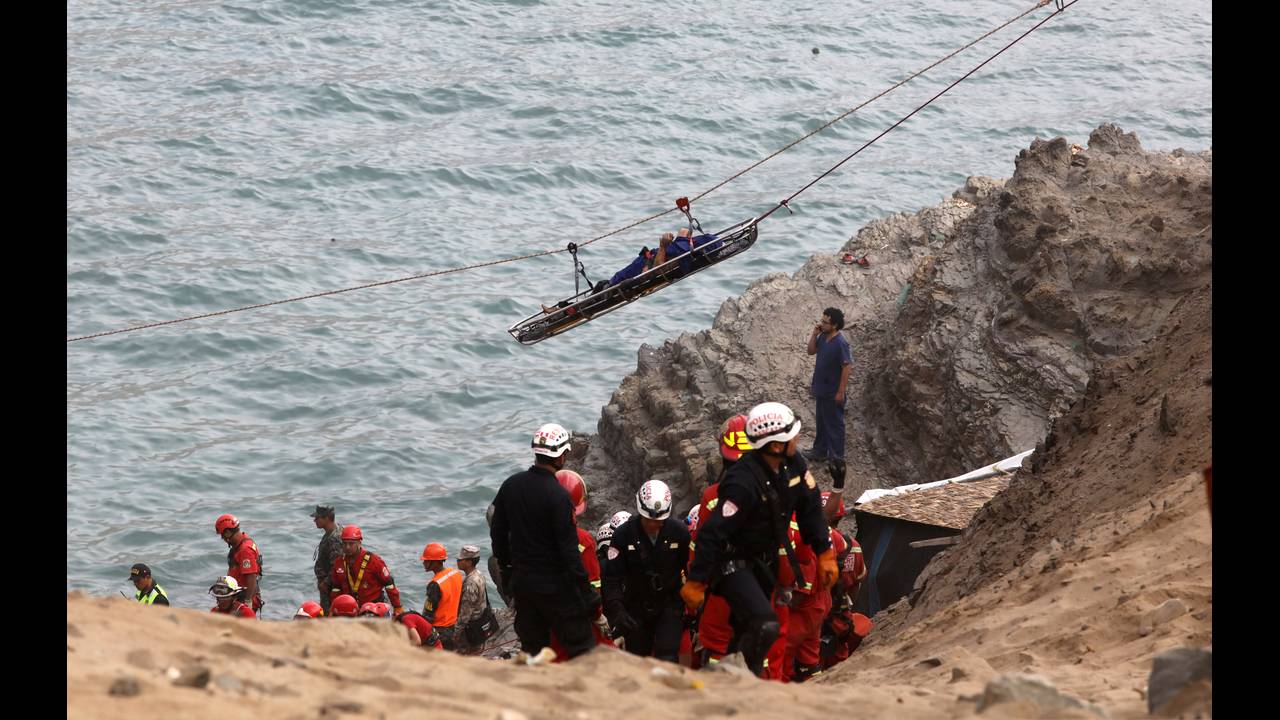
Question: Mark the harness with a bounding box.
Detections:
[344,552,372,594]
[735,455,806,600]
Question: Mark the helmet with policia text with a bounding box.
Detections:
[596,520,615,547]
[294,601,324,619]
[208,575,242,598]
[719,414,753,461]
[421,542,447,561]
[531,423,572,458]
[608,510,632,529]
[636,480,673,520]
[555,469,587,516]
[331,594,359,617]
[341,525,363,542]
[215,514,239,535]
[745,402,801,447]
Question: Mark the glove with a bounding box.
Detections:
[580,584,602,616]
[817,548,839,590]
[680,580,707,612]
[613,610,640,635]
[393,605,405,618]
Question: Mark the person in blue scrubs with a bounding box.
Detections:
[805,307,852,488]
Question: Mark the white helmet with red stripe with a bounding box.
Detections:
[531,423,572,458]
[636,480,673,520]
[745,402,801,447]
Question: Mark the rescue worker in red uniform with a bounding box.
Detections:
[294,601,324,619]
[208,575,256,618]
[421,542,463,649]
[680,402,838,678]
[550,469,615,661]
[690,414,751,667]
[330,525,405,617]
[398,610,445,649]
[820,492,872,668]
[782,518,836,682]
[330,593,359,617]
[216,514,264,613]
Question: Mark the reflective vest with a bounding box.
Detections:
[135,585,168,605]
[426,568,463,628]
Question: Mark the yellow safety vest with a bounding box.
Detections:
[135,585,168,605]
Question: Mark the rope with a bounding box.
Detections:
[758,0,1077,223]
[67,1,1063,344]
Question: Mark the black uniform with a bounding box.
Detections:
[688,449,830,674]
[490,464,599,658]
[602,515,690,662]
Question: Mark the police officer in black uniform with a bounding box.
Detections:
[490,422,600,659]
[681,402,839,677]
[602,480,690,662]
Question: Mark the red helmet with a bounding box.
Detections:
[421,542,447,561]
[359,602,381,616]
[215,514,240,535]
[331,594,359,617]
[294,601,323,619]
[719,414,753,462]
[341,525,363,542]
[821,491,846,519]
[555,469,587,516]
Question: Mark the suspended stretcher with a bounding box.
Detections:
[508,210,759,345]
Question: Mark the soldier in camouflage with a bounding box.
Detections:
[453,545,490,652]
[311,505,344,614]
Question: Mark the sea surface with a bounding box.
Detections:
[67,0,1211,616]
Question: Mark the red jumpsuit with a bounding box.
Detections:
[330,549,403,609]
[692,483,736,661]
[210,600,255,618]
[227,534,264,612]
[782,525,836,681]
[822,534,871,668]
[551,527,615,661]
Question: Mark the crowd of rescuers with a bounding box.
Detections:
[125,401,871,678]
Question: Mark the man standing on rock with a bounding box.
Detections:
[311,504,343,615]
[806,307,852,489]
[489,423,600,660]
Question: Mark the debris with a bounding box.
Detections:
[109,677,141,697]
[1147,647,1211,715]
[1139,598,1187,637]
[976,674,1109,717]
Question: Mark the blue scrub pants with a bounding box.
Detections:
[813,395,845,460]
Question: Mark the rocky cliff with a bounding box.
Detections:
[572,123,1211,529]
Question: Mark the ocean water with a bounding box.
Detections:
[67,0,1211,616]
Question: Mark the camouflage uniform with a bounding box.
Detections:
[454,567,489,650]
[313,523,343,614]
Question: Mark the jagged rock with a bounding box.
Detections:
[975,673,1108,717]
[568,125,1210,533]
[1147,647,1212,716]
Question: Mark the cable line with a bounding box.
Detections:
[67,0,1068,344]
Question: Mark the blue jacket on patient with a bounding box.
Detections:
[608,233,720,286]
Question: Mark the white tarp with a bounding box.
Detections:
[853,448,1035,506]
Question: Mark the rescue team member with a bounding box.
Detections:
[489,423,599,660]
[782,516,834,682]
[330,593,359,617]
[294,601,324,619]
[421,542,462,649]
[330,525,405,618]
[216,514,264,613]
[360,602,392,618]
[208,576,255,618]
[454,545,495,653]
[604,480,690,663]
[821,492,871,669]
[691,414,751,666]
[311,504,343,614]
[550,470,614,660]
[595,511,631,569]
[681,402,838,677]
[398,610,445,649]
[127,563,169,606]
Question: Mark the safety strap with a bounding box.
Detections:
[345,553,372,594]
[742,455,806,588]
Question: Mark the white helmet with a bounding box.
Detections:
[208,575,242,598]
[608,510,632,529]
[531,423,572,458]
[596,520,616,547]
[636,480,673,520]
[685,504,701,530]
[745,402,801,447]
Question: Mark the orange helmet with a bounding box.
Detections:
[421,542,447,561]
[555,469,587,516]
[331,594,359,617]
[719,414,753,461]
[341,525,363,542]
[215,514,239,535]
